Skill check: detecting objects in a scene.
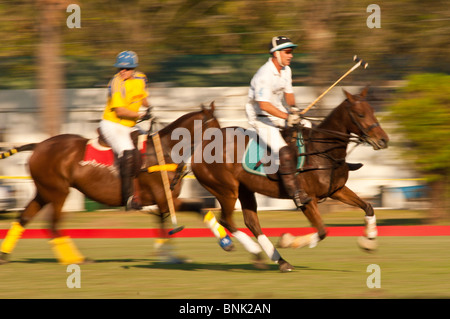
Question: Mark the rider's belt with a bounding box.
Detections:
[256,114,269,117]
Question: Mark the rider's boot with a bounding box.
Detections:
[120,150,142,211]
[279,146,311,208]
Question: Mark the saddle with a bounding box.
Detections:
[242,130,306,177]
[82,129,180,175]
[81,129,147,172]
[241,129,363,177]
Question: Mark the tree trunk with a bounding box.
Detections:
[36,0,65,137]
[428,179,449,221]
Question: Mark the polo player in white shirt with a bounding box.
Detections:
[245,36,311,208]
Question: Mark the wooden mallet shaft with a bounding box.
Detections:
[300,55,368,115]
[151,132,183,235]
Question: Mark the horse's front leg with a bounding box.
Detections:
[278,198,326,249]
[330,186,378,251]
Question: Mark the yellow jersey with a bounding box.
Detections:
[102,71,148,127]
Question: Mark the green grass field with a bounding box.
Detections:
[0,209,449,299]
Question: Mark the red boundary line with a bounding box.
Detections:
[0,225,449,239]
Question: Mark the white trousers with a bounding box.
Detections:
[99,120,135,158]
[249,118,312,167]
[251,120,287,165]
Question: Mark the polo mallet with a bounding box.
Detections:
[151,132,184,235]
[299,55,368,115]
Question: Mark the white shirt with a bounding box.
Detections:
[245,58,294,127]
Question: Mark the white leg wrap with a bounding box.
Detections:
[257,235,281,262]
[308,233,319,248]
[365,215,378,239]
[232,231,262,255]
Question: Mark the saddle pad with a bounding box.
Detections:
[83,139,115,167]
[82,135,148,167]
[242,132,306,177]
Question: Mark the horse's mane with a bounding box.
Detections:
[158,108,204,136]
[317,99,350,130]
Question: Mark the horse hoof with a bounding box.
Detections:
[0,253,9,265]
[82,257,95,264]
[277,233,295,248]
[278,260,294,273]
[252,253,268,270]
[219,235,234,251]
[357,236,378,252]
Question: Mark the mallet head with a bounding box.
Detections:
[168,225,185,235]
[353,55,369,69]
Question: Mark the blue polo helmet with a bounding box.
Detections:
[114,51,138,68]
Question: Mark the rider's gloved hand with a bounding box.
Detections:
[286,106,302,127]
[286,113,301,127]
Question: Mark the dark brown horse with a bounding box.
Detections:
[191,88,389,272]
[0,103,220,264]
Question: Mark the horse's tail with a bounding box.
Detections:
[0,143,37,159]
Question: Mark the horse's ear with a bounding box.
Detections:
[360,86,369,98]
[201,101,215,112]
[343,89,356,104]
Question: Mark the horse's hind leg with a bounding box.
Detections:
[238,186,293,272]
[330,186,378,250]
[47,192,86,264]
[0,195,46,263]
[36,181,86,264]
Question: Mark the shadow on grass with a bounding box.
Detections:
[4,258,355,274]
[326,218,428,227]
[6,257,151,264]
[130,261,280,272]
[128,262,355,273]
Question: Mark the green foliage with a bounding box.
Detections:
[1,0,449,88]
[388,73,450,182]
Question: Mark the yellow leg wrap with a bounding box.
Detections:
[1,222,25,254]
[49,236,85,265]
[154,238,170,250]
[203,211,227,239]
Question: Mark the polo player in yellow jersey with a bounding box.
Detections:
[100,51,150,210]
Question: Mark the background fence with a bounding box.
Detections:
[0,85,427,212]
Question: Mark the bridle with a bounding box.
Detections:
[290,99,381,172]
[345,100,380,144]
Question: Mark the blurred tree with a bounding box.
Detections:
[388,73,450,219]
[0,0,448,88]
[36,0,66,136]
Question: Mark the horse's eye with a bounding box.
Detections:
[357,113,365,118]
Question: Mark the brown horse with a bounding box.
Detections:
[0,103,220,264]
[191,88,389,272]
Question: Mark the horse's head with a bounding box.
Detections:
[343,87,389,150]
